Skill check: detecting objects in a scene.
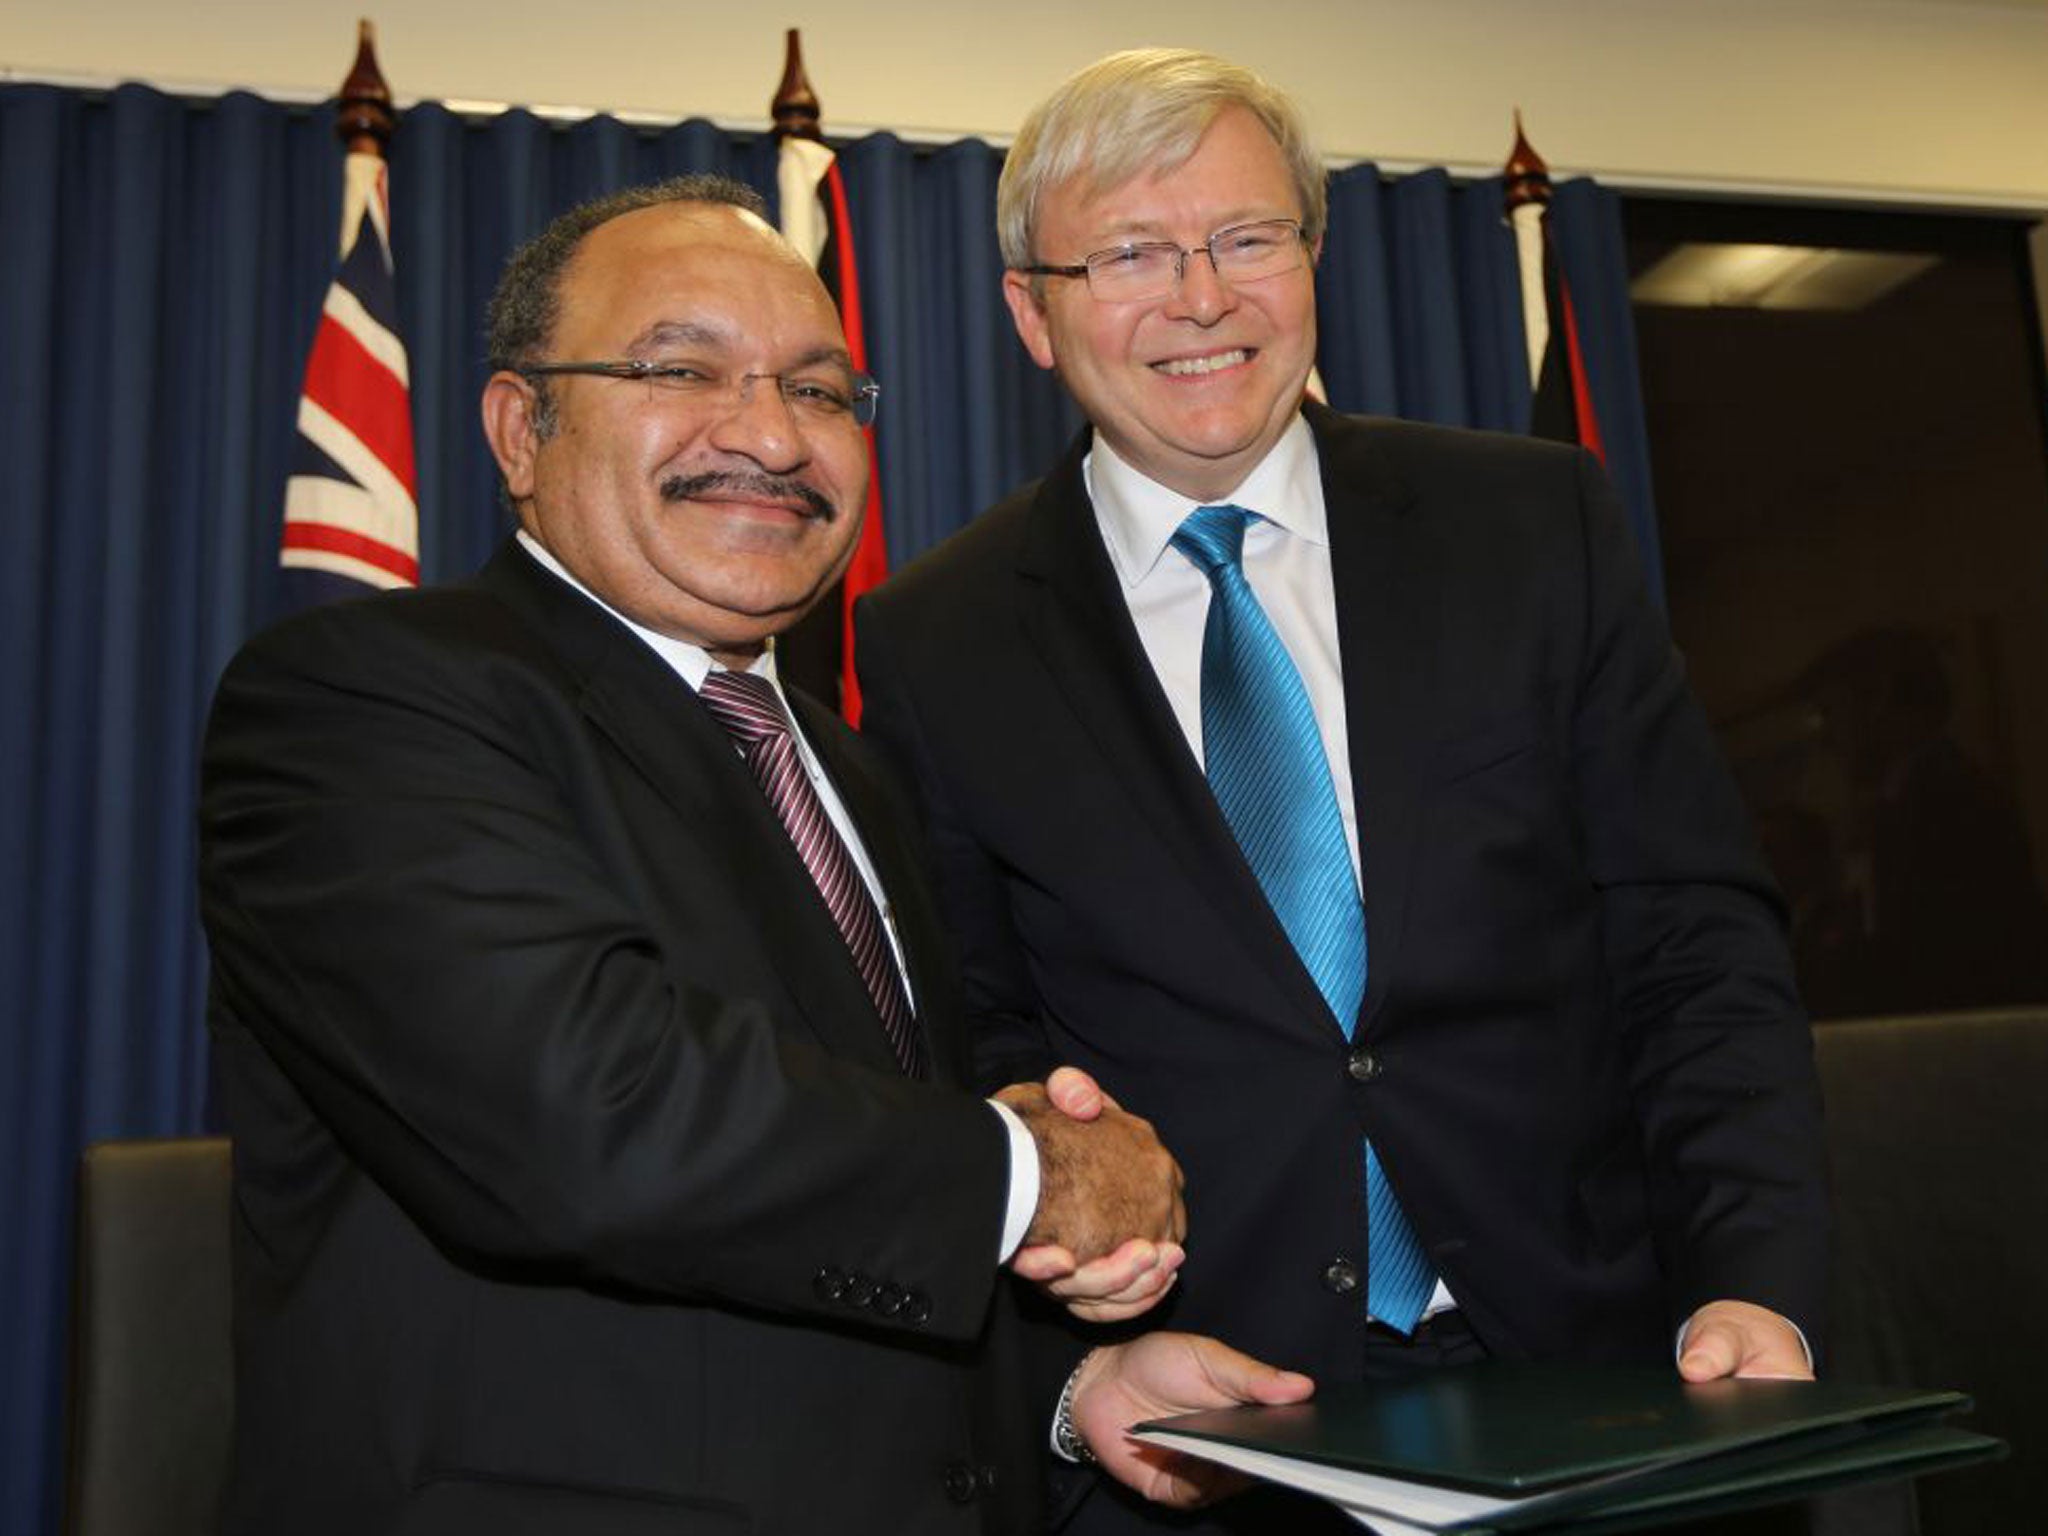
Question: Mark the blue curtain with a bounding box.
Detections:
[1315,163,1664,598]
[0,80,1654,1536]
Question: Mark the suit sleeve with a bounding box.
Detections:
[1566,450,1831,1346]
[199,606,1009,1340]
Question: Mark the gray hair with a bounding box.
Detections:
[996,49,1326,269]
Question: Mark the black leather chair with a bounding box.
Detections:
[1815,1007,2048,1536]
[64,1136,233,1536]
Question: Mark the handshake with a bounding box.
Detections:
[996,1066,1189,1324]
[993,1067,1314,1510]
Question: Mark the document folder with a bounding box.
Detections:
[1134,1367,2004,1534]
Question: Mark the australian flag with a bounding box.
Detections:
[280,152,420,606]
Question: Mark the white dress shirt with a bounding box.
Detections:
[1088,417,1362,881]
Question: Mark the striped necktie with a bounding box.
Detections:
[1171,503,1435,1333]
[697,669,926,1078]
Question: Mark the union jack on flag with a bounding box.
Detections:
[280,152,420,602]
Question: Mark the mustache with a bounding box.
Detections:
[658,470,837,521]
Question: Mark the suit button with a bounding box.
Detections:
[875,1282,907,1317]
[977,1464,1000,1495]
[1322,1257,1360,1295]
[943,1462,979,1503]
[1346,1046,1382,1083]
[812,1266,849,1302]
[845,1271,878,1307]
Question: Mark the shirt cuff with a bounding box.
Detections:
[989,1099,1040,1262]
[1674,1311,1815,1371]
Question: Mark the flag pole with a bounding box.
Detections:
[1504,114,1606,463]
[771,28,822,142]
[278,18,421,602]
[770,30,889,725]
[336,20,397,158]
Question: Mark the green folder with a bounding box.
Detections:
[1133,1367,2005,1533]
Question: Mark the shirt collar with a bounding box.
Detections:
[1086,413,1325,588]
[514,528,779,691]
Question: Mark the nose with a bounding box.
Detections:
[706,374,807,473]
[1163,245,1235,325]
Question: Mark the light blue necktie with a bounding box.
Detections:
[1171,503,1435,1334]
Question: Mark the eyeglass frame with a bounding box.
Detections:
[516,359,881,429]
[1013,218,1312,303]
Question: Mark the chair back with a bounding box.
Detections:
[64,1136,233,1536]
[1816,1008,2048,1535]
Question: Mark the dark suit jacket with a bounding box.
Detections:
[857,408,1830,1533]
[199,541,1038,1536]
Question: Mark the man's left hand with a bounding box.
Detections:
[1068,1333,1314,1508]
[1677,1299,1813,1381]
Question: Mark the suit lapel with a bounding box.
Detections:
[479,543,902,1076]
[1310,406,1441,1034]
[1016,437,1342,1040]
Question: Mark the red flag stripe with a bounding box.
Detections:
[838,443,889,725]
[301,314,419,497]
[822,158,887,726]
[281,521,422,584]
[1557,279,1607,466]
[822,162,871,371]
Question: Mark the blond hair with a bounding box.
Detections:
[997,49,1326,269]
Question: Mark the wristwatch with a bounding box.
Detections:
[1053,1352,1099,1465]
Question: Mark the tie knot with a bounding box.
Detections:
[1171,503,1253,579]
[698,669,790,748]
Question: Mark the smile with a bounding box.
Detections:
[1153,349,1250,378]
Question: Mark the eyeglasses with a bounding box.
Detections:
[1016,219,1309,303]
[518,360,880,428]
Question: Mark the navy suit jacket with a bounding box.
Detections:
[857,407,1829,1534]
[201,540,1037,1536]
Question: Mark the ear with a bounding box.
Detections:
[481,370,543,503]
[1002,270,1059,373]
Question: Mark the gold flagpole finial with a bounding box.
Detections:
[772,28,823,141]
[336,19,398,157]
[1502,109,1553,215]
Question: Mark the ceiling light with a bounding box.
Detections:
[1631,244,1940,311]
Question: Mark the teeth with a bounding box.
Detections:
[1156,350,1247,377]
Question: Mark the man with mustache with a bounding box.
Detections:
[199,175,1304,1536]
[858,51,1829,1535]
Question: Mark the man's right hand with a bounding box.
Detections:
[995,1070,1186,1268]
